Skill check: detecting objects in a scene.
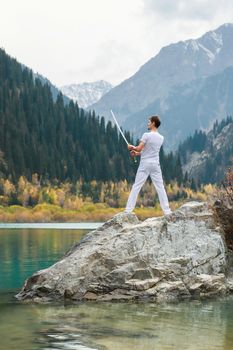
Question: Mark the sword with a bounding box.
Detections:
[110,110,137,163]
[110,110,129,145]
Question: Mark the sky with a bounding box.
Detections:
[1,0,233,88]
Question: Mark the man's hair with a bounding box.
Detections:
[150,115,161,128]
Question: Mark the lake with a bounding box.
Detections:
[1,225,233,350]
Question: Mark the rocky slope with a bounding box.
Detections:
[15,202,233,303]
[181,119,233,183]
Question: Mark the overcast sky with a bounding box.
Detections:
[1,0,233,87]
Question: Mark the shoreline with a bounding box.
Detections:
[0,222,102,229]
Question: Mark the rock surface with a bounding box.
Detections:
[15,201,233,303]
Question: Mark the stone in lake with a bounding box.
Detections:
[15,201,233,303]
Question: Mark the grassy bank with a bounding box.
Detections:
[0,201,184,223]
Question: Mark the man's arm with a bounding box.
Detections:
[128,141,145,152]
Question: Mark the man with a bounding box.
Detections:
[125,115,172,216]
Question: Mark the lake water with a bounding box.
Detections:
[1,225,233,350]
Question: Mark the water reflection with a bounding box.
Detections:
[2,295,233,350]
[34,299,233,350]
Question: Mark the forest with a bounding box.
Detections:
[0,48,184,187]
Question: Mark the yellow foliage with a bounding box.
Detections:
[90,180,97,187]
[83,203,95,212]
[56,188,66,206]
[63,197,84,210]
[32,203,61,213]
[18,176,27,192]
[117,191,129,207]
[202,183,216,195]
[6,205,28,214]
[195,192,207,201]
[3,179,15,196]
[31,173,40,186]
[49,188,58,205]
[94,203,108,209]
[0,195,8,206]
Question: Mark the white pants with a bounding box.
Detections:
[125,159,171,214]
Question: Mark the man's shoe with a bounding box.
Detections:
[124,210,132,214]
[164,212,175,222]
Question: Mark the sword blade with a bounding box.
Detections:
[110,110,129,145]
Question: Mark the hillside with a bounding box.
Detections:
[178,116,233,184]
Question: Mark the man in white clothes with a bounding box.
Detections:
[125,115,172,216]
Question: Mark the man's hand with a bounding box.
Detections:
[127,144,135,151]
[130,150,141,157]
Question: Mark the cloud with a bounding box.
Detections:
[63,39,146,85]
[140,0,233,56]
[142,0,233,21]
[1,0,233,87]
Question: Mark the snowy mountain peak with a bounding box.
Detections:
[180,25,226,64]
[176,23,233,67]
[60,80,113,109]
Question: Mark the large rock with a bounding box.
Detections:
[15,201,233,303]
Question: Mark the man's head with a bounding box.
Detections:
[147,115,161,130]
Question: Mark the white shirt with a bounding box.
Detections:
[140,131,164,161]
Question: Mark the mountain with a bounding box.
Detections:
[90,23,233,147]
[60,80,113,108]
[178,116,233,184]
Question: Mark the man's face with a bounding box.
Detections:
[147,119,153,130]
